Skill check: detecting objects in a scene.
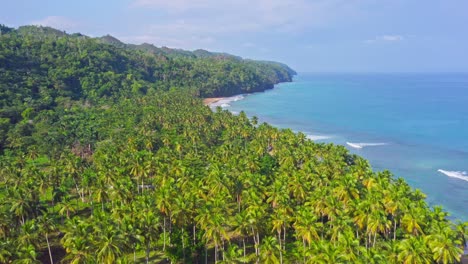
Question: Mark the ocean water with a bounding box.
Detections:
[212,73,468,221]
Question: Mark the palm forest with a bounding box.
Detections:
[0,25,466,263]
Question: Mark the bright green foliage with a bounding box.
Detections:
[0,25,465,264]
[0,25,294,137]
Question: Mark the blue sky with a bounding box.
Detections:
[1,0,468,72]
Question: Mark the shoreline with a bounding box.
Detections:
[203,97,224,106]
[202,77,295,106]
[209,74,468,221]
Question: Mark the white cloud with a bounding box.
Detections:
[120,35,186,47]
[132,0,213,13]
[381,35,404,41]
[242,42,256,48]
[30,16,79,32]
[365,35,404,43]
[131,0,362,33]
[120,34,216,50]
[126,0,364,49]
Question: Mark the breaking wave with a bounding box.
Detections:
[438,169,468,182]
[210,95,245,108]
[346,142,388,149]
[306,134,332,141]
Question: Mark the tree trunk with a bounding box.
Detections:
[243,238,246,259]
[46,233,54,264]
[252,227,258,256]
[169,216,173,244]
[137,178,140,194]
[283,226,286,251]
[75,183,84,202]
[256,231,261,257]
[193,225,196,246]
[303,238,306,264]
[182,229,185,260]
[146,240,150,263]
[278,231,283,264]
[222,239,225,262]
[257,231,260,255]
[365,233,368,249]
[163,217,166,251]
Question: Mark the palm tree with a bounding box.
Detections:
[259,236,280,264]
[195,200,230,263]
[57,197,76,219]
[17,220,39,251]
[366,211,391,247]
[232,212,250,259]
[93,223,126,264]
[427,230,463,264]
[271,208,289,264]
[13,243,40,264]
[8,186,33,225]
[454,221,467,250]
[37,212,56,264]
[293,206,320,246]
[398,236,432,264]
[384,240,401,264]
[61,218,94,264]
[61,237,93,264]
[222,244,248,264]
[401,211,424,236]
[136,199,161,263]
[310,240,347,264]
[0,238,13,263]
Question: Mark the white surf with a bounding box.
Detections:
[306,134,332,141]
[346,142,387,149]
[438,169,468,182]
[210,95,245,108]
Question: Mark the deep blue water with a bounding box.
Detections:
[213,73,468,220]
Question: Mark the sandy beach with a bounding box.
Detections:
[203,97,224,105]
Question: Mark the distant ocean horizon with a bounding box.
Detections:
[211,72,468,221]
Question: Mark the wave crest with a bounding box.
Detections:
[210,95,245,108]
[306,134,331,141]
[438,169,468,182]
[346,142,388,149]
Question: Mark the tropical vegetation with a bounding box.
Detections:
[0,25,466,263]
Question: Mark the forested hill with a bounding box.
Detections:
[0,24,295,99]
[0,24,295,148]
[1,24,466,264]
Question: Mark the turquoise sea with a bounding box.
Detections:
[212,73,468,221]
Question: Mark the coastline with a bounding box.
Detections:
[217,73,468,221]
[202,76,296,106]
[203,97,224,105]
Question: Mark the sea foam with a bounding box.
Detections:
[210,95,245,108]
[306,134,332,141]
[346,142,387,149]
[438,169,468,182]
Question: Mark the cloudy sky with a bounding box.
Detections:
[1,0,468,72]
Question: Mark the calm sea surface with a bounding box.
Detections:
[213,73,468,220]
